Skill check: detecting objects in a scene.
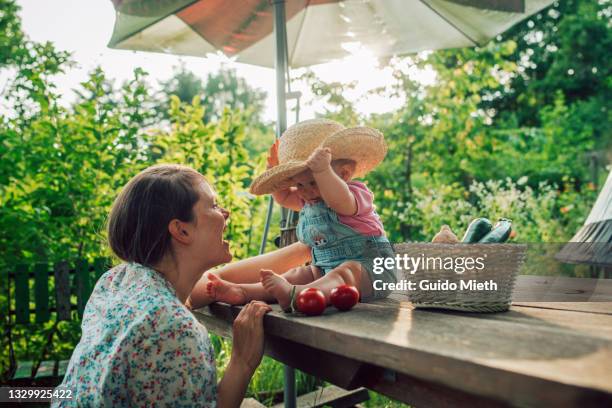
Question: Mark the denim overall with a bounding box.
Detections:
[296,200,397,299]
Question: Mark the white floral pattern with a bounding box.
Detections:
[52,263,217,407]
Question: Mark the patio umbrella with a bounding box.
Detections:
[109,0,554,68]
[107,1,556,406]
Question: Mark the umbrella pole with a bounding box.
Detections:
[272,1,297,408]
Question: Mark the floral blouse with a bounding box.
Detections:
[52,263,217,407]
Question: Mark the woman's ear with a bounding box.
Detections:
[168,219,193,245]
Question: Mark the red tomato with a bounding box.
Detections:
[330,285,360,311]
[296,288,326,316]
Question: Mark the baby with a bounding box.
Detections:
[194,119,396,310]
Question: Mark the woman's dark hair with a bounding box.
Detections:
[108,164,204,267]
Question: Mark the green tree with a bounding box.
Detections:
[0,0,25,66]
[150,95,259,259]
[486,0,612,186]
[297,70,362,126]
[158,65,274,159]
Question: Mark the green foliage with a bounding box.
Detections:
[0,17,265,381]
[1,66,153,266]
[404,177,596,243]
[150,96,260,259]
[0,0,25,67]
[159,65,267,124]
[297,70,362,126]
[157,65,274,160]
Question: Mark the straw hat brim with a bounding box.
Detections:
[320,127,387,178]
[249,127,386,195]
[249,162,309,195]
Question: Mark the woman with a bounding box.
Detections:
[53,164,271,407]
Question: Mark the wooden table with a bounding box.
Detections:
[193,276,612,408]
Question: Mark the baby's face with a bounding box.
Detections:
[289,162,354,203]
[291,170,321,202]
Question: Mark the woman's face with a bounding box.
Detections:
[191,179,231,268]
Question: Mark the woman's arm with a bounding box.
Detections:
[217,301,271,408]
[308,148,357,216]
[217,359,253,408]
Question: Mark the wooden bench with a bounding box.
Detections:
[271,385,368,408]
[193,275,612,407]
[2,258,109,385]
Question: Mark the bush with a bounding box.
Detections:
[400,177,596,243]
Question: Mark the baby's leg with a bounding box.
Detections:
[189,242,312,307]
[282,265,321,285]
[201,265,320,306]
[261,261,363,311]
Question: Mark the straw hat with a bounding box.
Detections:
[249,119,387,195]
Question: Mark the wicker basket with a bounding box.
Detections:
[392,243,527,312]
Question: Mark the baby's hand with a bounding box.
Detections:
[266,139,280,169]
[306,147,332,173]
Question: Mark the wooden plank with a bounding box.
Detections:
[385,276,612,306]
[372,298,612,330]
[54,261,71,321]
[443,304,612,340]
[271,386,369,408]
[57,360,69,378]
[380,277,612,315]
[12,361,34,380]
[14,264,30,324]
[513,302,612,315]
[34,263,50,323]
[75,259,90,318]
[365,369,513,408]
[193,302,612,407]
[35,360,57,379]
[240,398,266,408]
[513,275,612,302]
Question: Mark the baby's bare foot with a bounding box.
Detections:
[188,274,215,308]
[206,274,247,305]
[260,269,293,311]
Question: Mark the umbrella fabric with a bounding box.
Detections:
[557,169,612,267]
[108,0,553,68]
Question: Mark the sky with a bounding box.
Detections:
[14,0,434,123]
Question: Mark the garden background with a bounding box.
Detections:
[1,0,610,405]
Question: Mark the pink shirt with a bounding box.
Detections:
[339,181,385,236]
[299,181,385,236]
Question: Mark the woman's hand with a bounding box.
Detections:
[266,139,280,169]
[306,147,332,173]
[217,301,271,408]
[231,301,272,373]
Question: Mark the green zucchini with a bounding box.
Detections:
[478,218,512,243]
[461,218,493,243]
